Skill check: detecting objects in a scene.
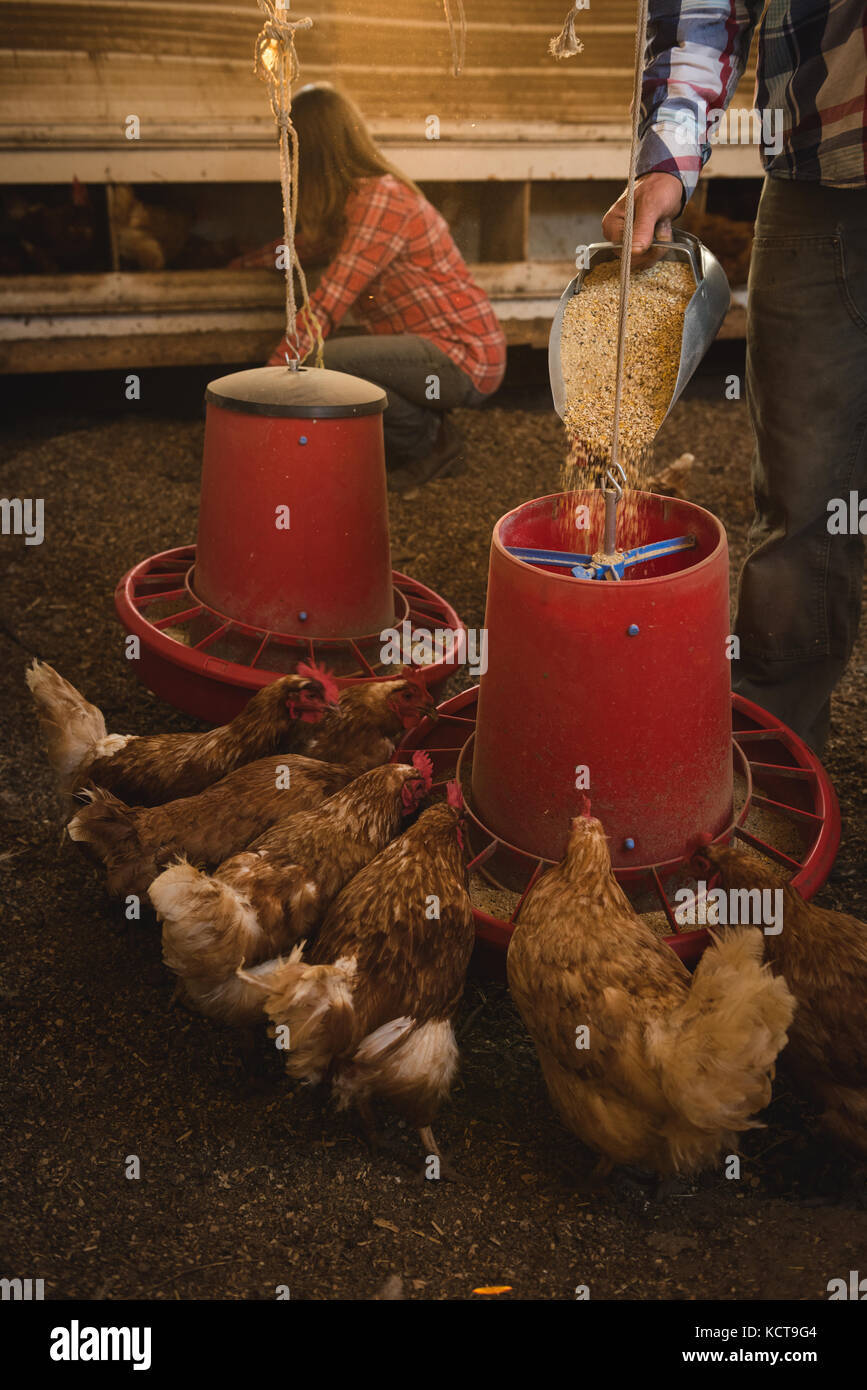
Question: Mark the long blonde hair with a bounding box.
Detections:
[292,83,421,254]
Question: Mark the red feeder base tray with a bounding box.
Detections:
[395,686,840,976]
[115,544,464,723]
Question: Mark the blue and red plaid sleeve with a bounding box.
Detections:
[636,1,763,203]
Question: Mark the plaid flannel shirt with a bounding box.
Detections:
[270,174,507,394]
[637,1,867,202]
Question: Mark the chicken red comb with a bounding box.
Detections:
[446,780,464,811]
[579,794,592,818]
[687,832,718,875]
[687,830,714,861]
[411,749,433,791]
[399,665,433,697]
[296,660,340,706]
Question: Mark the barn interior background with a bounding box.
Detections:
[0,0,757,369]
[1,0,866,1307]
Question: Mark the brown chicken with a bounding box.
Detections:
[291,671,435,772]
[151,754,434,1025]
[702,842,867,1159]
[238,783,473,1172]
[5,177,98,274]
[67,754,355,899]
[112,184,190,271]
[507,802,795,1177]
[646,452,695,501]
[26,659,338,804]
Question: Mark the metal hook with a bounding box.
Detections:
[599,462,626,555]
[602,461,626,499]
[283,344,301,372]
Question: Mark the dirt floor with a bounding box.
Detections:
[1,352,866,1302]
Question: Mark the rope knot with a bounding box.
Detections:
[253,0,323,368]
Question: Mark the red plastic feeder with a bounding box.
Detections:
[474,490,734,872]
[396,490,840,972]
[115,366,465,720]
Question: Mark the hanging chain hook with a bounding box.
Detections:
[602,461,626,500]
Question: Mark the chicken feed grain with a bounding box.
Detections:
[558,257,695,549]
[560,258,695,477]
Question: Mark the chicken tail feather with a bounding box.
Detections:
[26,660,108,788]
[181,957,283,1026]
[647,928,795,1134]
[334,1017,459,1121]
[67,785,152,894]
[239,947,357,1084]
[153,861,262,996]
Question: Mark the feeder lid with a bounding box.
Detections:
[205,365,387,419]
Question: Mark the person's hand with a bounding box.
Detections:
[601,172,684,265]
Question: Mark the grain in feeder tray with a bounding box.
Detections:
[559,258,695,483]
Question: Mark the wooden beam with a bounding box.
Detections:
[0,261,747,374]
[0,138,766,185]
[0,45,758,158]
[0,262,578,317]
[0,330,279,374]
[0,320,558,373]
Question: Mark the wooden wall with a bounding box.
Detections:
[0,2,757,368]
[0,0,756,153]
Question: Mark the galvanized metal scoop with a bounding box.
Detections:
[548,229,731,429]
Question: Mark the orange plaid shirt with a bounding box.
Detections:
[267,175,506,395]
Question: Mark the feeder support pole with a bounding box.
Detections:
[603,489,618,557]
[601,462,626,559]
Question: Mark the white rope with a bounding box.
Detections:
[442,0,467,76]
[609,0,651,472]
[254,0,323,367]
[549,5,585,59]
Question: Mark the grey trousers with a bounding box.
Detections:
[733,176,867,752]
[321,332,487,465]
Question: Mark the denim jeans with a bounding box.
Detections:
[733,176,867,752]
[321,332,487,465]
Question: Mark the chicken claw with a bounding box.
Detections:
[419,1127,469,1186]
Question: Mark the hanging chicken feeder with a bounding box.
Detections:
[396,490,840,973]
[115,366,465,721]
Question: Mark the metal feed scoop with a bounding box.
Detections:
[544,228,730,578]
[548,229,731,428]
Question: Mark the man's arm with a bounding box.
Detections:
[603,1,762,256]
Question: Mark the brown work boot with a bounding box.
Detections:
[387,415,466,497]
